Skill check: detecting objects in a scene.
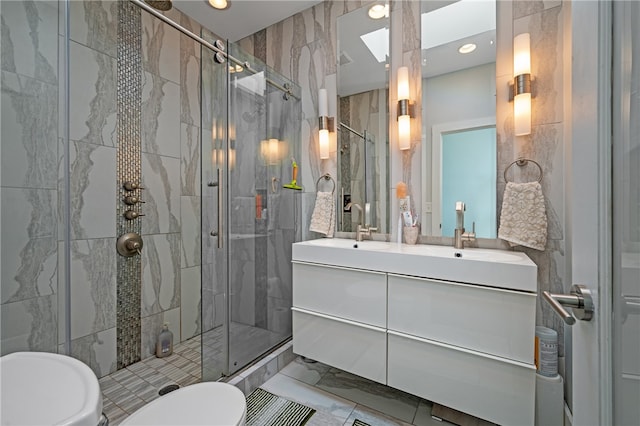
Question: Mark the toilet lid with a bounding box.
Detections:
[0,352,103,426]
[121,382,247,426]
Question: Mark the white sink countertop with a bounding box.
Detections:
[292,238,537,292]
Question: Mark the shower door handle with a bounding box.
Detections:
[216,168,223,249]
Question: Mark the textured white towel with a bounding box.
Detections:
[498,181,547,251]
[309,191,335,237]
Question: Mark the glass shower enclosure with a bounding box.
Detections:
[201,38,301,380]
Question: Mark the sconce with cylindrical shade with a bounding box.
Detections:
[397,66,411,150]
[318,88,334,159]
[513,33,531,136]
[211,121,236,170]
[260,138,287,165]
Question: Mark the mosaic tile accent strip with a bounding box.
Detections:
[116,0,143,369]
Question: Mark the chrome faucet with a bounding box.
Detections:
[454,201,476,249]
[346,202,377,241]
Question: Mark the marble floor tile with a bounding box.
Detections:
[412,400,451,426]
[345,404,414,426]
[260,373,357,423]
[98,336,435,426]
[279,356,331,385]
[305,408,348,426]
[316,368,421,424]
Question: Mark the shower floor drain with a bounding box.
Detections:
[158,384,180,395]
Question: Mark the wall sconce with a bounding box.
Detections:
[260,138,287,165]
[318,89,334,159]
[211,121,235,170]
[513,33,531,136]
[397,66,412,150]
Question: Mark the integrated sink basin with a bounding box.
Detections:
[292,238,537,292]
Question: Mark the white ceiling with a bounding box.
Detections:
[173,0,323,42]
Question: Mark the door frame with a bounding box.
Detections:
[569,0,613,424]
[426,116,496,236]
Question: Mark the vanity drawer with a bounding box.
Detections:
[388,274,535,363]
[293,261,387,327]
[387,331,535,426]
[292,308,387,384]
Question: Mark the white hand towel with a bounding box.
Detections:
[498,181,547,251]
[309,191,335,237]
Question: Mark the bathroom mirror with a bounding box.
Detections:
[420,0,497,238]
[336,2,390,233]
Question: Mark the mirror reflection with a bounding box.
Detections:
[421,0,497,238]
[336,2,390,233]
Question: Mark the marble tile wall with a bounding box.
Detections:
[239,0,569,357]
[138,5,204,360]
[500,1,568,356]
[1,0,60,355]
[1,0,206,377]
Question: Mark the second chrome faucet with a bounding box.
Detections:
[346,202,377,241]
[454,201,476,249]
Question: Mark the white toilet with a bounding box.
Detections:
[0,351,104,425]
[120,382,247,426]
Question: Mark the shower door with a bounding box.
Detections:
[201,38,300,379]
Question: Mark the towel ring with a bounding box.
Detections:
[316,173,336,195]
[504,158,543,183]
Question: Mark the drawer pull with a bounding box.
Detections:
[387,330,535,369]
[292,307,387,332]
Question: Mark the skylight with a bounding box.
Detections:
[422,0,495,50]
[360,27,389,63]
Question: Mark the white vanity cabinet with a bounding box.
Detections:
[291,262,387,383]
[386,274,536,425]
[291,240,538,425]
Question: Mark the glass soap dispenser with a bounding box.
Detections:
[156,323,173,358]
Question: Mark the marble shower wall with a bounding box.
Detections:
[238,0,569,354]
[1,0,60,356]
[1,0,206,377]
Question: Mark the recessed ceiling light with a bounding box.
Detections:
[368,4,388,20]
[208,0,229,10]
[458,43,477,54]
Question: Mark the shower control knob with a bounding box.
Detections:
[116,233,143,257]
[123,181,145,191]
[123,210,145,220]
[123,196,145,205]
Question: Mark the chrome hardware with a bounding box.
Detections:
[542,284,594,326]
[454,202,476,249]
[210,169,223,248]
[356,202,377,241]
[214,39,225,51]
[356,224,378,242]
[123,181,145,191]
[123,210,145,220]
[214,52,225,64]
[217,168,223,248]
[117,233,143,257]
[97,413,109,426]
[123,196,145,205]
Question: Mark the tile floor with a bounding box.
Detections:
[99,336,446,426]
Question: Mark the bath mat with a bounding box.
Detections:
[246,388,315,426]
[352,420,371,426]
